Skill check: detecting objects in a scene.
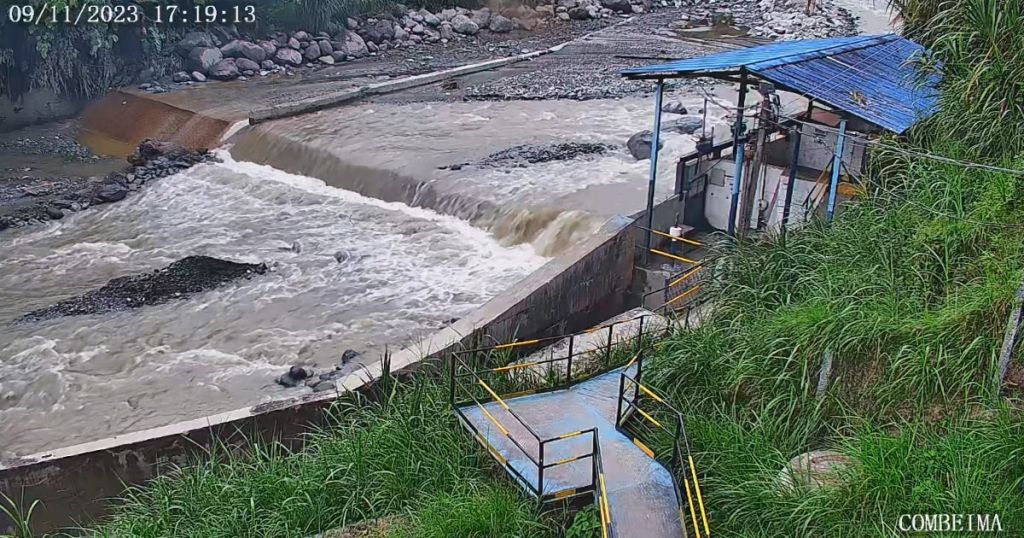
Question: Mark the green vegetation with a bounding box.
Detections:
[9,1,1024,536]
[0,0,478,102]
[91,370,552,538]
[638,0,1024,534]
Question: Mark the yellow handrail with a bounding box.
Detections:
[665,285,702,308]
[650,248,699,264]
[667,265,704,289]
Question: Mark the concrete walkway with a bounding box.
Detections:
[460,368,684,537]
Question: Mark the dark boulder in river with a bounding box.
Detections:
[21,256,267,321]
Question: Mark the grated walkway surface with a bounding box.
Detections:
[459,368,684,537]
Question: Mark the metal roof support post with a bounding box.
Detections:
[727,71,749,237]
[644,80,666,263]
[780,128,802,237]
[826,119,847,223]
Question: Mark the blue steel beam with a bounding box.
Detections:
[644,81,665,259]
[826,119,847,222]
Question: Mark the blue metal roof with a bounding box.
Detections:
[621,34,940,133]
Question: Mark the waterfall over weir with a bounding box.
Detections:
[0,95,723,457]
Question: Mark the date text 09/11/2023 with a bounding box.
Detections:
[6,3,256,25]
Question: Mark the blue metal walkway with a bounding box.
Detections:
[459,368,686,537]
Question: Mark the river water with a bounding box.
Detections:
[0,153,547,457]
[231,97,730,256]
[0,95,723,456]
[0,1,894,456]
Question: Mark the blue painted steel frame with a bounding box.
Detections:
[644,81,665,258]
[826,119,847,222]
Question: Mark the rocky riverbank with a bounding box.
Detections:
[134,0,856,95]
[0,140,214,232]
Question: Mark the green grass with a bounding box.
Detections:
[33,2,1024,537]
[90,372,552,538]
[635,1,1024,535]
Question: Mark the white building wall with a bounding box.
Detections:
[797,122,865,173]
[702,160,828,232]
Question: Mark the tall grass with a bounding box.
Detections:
[639,0,1024,535]
[91,373,550,538]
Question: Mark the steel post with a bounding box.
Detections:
[727,71,749,237]
[606,325,614,365]
[538,440,545,496]
[781,128,802,235]
[615,374,625,428]
[826,119,847,222]
[644,81,666,264]
[566,334,575,387]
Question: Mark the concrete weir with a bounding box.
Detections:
[0,201,681,533]
[0,15,703,532]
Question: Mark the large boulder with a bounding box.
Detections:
[568,6,592,19]
[627,130,663,160]
[258,40,277,57]
[469,8,491,28]
[394,24,410,41]
[209,58,240,80]
[601,0,632,13]
[419,8,441,27]
[187,46,222,74]
[239,41,267,62]
[337,31,369,58]
[274,47,303,67]
[439,22,456,41]
[774,450,854,493]
[91,181,129,204]
[303,41,322,62]
[488,14,516,32]
[450,14,479,35]
[235,57,260,73]
[317,39,333,54]
[662,116,704,135]
[177,31,215,52]
[220,40,265,63]
[362,19,394,44]
[661,101,688,115]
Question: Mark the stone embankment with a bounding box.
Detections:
[136,0,855,94]
[0,140,213,232]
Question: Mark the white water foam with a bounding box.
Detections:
[0,155,547,457]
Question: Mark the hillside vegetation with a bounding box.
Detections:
[6,1,1023,537]
[643,0,1024,534]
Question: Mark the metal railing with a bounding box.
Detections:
[451,351,603,503]
[635,225,704,268]
[593,433,613,538]
[644,263,707,315]
[451,313,667,396]
[614,349,712,538]
[449,315,674,536]
[452,354,616,535]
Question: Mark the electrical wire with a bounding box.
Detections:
[760,114,1024,179]
[758,115,1024,229]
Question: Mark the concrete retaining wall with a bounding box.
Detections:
[0,88,82,133]
[79,90,235,157]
